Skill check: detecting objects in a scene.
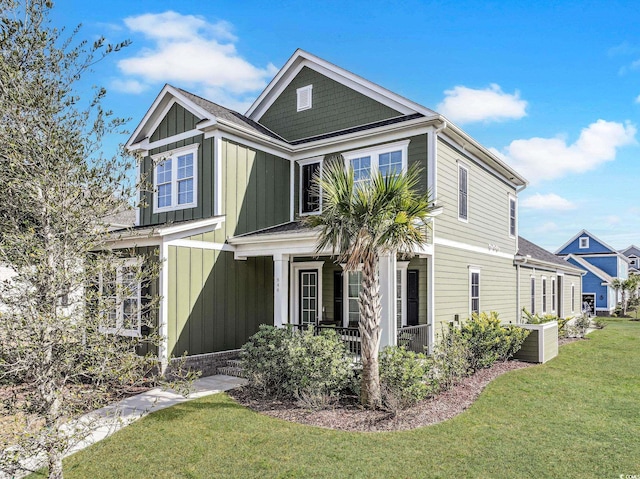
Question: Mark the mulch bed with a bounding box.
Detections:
[228,359,534,432]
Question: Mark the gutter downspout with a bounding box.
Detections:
[514,254,529,324]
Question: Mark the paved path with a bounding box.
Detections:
[3,375,247,479]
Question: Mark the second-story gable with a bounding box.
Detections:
[556,230,616,255]
[258,66,405,142]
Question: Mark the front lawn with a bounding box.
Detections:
[52,320,640,478]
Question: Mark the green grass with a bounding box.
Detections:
[53,320,640,478]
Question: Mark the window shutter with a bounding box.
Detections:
[297,85,312,111]
[333,271,343,325]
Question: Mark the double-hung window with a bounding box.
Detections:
[551,277,556,312]
[542,277,547,313]
[342,140,410,187]
[299,157,322,215]
[99,258,142,337]
[530,276,536,314]
[458,163,469,221]
[153,144,198,213]
[469,267,480,315]
[509,195,517,237]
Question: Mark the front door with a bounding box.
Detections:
[299,270,319,326]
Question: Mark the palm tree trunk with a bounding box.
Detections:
[358,253,382,408]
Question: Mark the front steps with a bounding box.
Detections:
[217,359,245,378]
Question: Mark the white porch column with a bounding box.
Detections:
[427,255,435,354]
[379,252,397,349]
[273,253,290,327]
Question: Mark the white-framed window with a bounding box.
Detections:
[579,236,589,249]
[342,140,410,188]
[509,194,517,238]
[346,270,363,326]
[458,163,469,222]
[297,85,313,111]
[469,267,480,315]
[551,277,556,312]
[152,144,198,213]
[542,276,547,313]
[571,283,575,313]
[530,276,536,314]
[99,258,142,337]
[299,157,323,215]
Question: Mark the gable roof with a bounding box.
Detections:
[554,229,618,255]
[246,49,438,121]
[620,244,640,257]
[516,237,584,274]
[565,254,614,284]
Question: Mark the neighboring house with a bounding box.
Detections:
[515,237,584,319]
[620,245,640,274]
[556,230,629,315]
[112,49,531,370]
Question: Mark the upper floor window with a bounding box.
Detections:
[99,258,142,337]
[458,163,468,221]
[299,157,322,215]
[469,267,480,315]
[153,145,198,213]
[342,140,410,188]
[297,85,313,111]
[579,236,589,249]
[509,195,517,238]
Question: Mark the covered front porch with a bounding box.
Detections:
[229,222,434,353]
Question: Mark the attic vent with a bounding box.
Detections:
[579,237,589,249]
[297,85,313,111]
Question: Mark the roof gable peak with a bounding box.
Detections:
[246,49,438,121]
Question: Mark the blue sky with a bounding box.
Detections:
[51,0,640,252]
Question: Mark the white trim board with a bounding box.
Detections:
[434,237,515,260]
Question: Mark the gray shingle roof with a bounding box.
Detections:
[175,87,286,141]
[233,221,314,238]
[518,236,581,271]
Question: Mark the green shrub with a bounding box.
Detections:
[571,314,591,338]
[430,325,471,391]
[592,317,607,329]
[241,325,354,406]
[461,312,529,371]
[287,328,354,405]
[522,309,570,337]
[240,324,294,397]
[379,346,434,411]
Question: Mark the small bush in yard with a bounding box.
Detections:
[241,325,354,407]
[430,325,472,390]
[240,324,293,397]
[379,346,434,412]
[461,312,529,371]
[288,328,354,407]
[592,317,607,329]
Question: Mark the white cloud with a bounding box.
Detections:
[537,221,559,234]
[635,94,640,104]
[110,78,148,94]
[116,11,277,111]
[521,193,576,211]
[496,120,637,183]
[437,84,527,124]
[606,215,622,226]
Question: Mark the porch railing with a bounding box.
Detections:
[397,324,429,354]
[287,323,361,360]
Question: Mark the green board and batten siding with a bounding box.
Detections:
[140,103,290,233]
[259,66,403,142]
[167,248,273,357]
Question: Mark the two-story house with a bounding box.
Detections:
[109,49,531,370]
[556,230,629,315]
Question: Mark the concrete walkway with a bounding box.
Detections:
[3,375,247,479]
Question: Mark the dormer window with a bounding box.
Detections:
[579,236,589,249]
[153,144,199,213]
[297,85,313,111]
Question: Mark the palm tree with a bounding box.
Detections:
[306,159,435,408]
